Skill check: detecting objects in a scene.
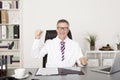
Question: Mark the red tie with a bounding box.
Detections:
[60,41,65,61]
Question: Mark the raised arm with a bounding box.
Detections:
[31,29,48,58]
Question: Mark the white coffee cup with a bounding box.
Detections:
[14,68,26,77]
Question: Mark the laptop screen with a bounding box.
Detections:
[110,52,120,73]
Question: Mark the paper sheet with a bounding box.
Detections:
[36,68,58,76]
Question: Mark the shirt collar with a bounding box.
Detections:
[56,36,69,43]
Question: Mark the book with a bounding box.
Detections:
[12,57,20,62]
[0,1,2,8]
[0,10,1,23]
[13,41,18,49]
[0,26,2,39]
[0,42,9,46]
[14,25,19,39]
[0,42,9,49]
[7,55,11,64]
[12,1,16,9]
[10,55,13,64]
[10,55,20,63]
[0,46,8,48]
[1,55,7,69]
[12,1,18,9]
[2,1,10,9]
[0,3,1,23]
[16,1,19,9]
[2,25,7,39]
[1,10,8,24]
[6,25,9,39]
[8,25,14,39]
[0,41,15,50]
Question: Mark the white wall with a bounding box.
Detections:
[22,0,120,68]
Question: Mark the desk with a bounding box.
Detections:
[6,67,120,80]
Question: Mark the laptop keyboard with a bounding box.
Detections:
[100,67,111,72]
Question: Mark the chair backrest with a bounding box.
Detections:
[43,30,72,68]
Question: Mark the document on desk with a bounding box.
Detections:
[35,68,58,76]
[35,67,84,76]
[58,67,84,75]
[63,67,81,71]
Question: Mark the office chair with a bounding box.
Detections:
[43,30,72,68]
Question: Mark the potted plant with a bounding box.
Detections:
[117,42,120,50]
[86,33,97,50]
[116,34,120,50]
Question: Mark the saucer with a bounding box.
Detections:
[11,74,29,79]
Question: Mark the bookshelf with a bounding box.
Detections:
[85,51,120,67]
[0,0,22,69]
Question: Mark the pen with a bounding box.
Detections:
[31,79,40,80]
[28,71,32,75]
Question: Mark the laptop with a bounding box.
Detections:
[91,52,120,74]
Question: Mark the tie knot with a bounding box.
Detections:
[60,41,65,45]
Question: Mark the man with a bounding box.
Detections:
[31,19,87,67]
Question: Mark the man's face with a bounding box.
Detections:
[56,22,69,40]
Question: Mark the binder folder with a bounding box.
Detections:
[13,25,19,39]
[58,68,84,75]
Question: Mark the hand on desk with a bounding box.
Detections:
[80,57,88,66]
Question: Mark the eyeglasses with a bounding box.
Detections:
[57,27,69,31]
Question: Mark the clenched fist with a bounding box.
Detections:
[35,29,43,39]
